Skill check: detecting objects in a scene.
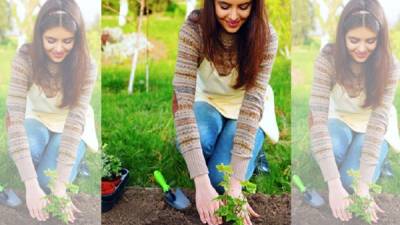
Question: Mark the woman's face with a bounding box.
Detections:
[345,26,377,63]
[42,26,75,63]
[214,0,252,33]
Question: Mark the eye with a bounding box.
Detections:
[239,3,251,10]
[366,38,376,44]
[219,2,229,10]
[46,38,56,44]
[349,38,359,44]
[63,38,74,44]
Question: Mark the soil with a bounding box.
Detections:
[0,192,100,225]
[102,187,290,225]
[292,190,400,225]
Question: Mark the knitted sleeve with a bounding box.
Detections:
[173,18,208,179]
[230,24,278,181]
[56,59,98,183]
[360,57,399,184]
[309,49,341,182]
[6,46,37,182]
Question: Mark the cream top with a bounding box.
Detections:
[329,84,400,152]
[195,59,279,143]
[25,84,98,151]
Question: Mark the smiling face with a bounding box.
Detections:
[214,0,252,33]
[345,26,378,63]
[42,26,75,63]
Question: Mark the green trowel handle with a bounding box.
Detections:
[154,170,170,192]
[293,175,306,193]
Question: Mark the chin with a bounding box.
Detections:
[353,57,369,63]
[223,26,241,33]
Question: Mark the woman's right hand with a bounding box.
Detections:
[194,174,222,225]
[24,178,49,222]
[328,178,352,222]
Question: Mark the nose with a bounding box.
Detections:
[229,8,239,21]
[358,42,367,52]
[55,42,63,52]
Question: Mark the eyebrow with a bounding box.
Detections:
[217,0,252,6]
[44,36,74,41]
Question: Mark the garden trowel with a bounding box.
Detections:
[0,185,22,208]
[293,175,325,208]
[154,170,190,210]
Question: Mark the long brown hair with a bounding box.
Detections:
[334,0,391,108]
[198,0,270,90]
[31,0,89,108]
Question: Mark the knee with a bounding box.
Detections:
[199,132,216,158]
[209,172,225,194]
[340,174,354,193]
[37,172,51,194]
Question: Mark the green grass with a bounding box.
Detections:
[102,13,291,195]
[292,43,400,194]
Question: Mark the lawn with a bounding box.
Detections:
[102,11,291,195]
[292,43,400,194]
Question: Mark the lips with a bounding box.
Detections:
[226,20,240,29]
[52,52,65,59]
[354,51,369,59]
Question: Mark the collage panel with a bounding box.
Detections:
[101,0,290,224]
[0,0,101,224]
[292,0,400,224]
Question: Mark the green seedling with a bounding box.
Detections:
[346,169,382,224]
[102,151,122,179]
[0,184,4,193]
[43,170,79,224]
[214,164,257,225]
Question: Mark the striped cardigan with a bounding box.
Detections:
[6,44,97,183]
[173,12,278,181]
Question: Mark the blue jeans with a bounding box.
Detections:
[24,119,86,193]
[193,101,265,194]
[328,119,389,192]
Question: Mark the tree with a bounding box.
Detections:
[292,0,314,45]
[267,0,291,57]
[0,0,11,42]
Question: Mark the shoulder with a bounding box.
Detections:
[390,55,400,80]
[13,43,32,66]
[179,10,202,41]
[86,57,98,81]
[315,43,335,70]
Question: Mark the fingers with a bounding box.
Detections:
[68,208,76,223]
[244,214,252,225]
[72,203,82,213]
[198,208,207,224]
[247,205,260,218]
[375,203,384,213]
[28,206,35,219]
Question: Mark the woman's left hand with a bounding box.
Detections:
[53,181,82,224]
[357,182,385,223]
[228,177,260,225]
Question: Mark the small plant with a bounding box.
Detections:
[0,184,4,192]
[214,164,257,225]
[44,170,79,224]
[346,169,382,224]
[102,150,122,180]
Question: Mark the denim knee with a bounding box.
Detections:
[209,171,225,194]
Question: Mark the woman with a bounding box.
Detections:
[309,0,399,222]
[173,0,279,224]
[6,0,98,222]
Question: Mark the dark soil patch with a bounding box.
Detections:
[0,193,100,225]
[292,190,400,225]
[102,187,290,225]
